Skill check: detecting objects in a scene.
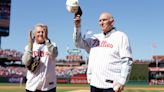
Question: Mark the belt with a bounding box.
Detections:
[105,79,113,83]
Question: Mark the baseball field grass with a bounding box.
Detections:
[0,83,164,92]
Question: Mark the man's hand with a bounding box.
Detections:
[43,26,48,41]
[74,15,81,28]
[113,82,124,92]
[28,31,33,50]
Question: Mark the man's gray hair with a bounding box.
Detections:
[32,23,48,33]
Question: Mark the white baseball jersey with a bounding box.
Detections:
[22,42,58,91]
[73,27,133,88]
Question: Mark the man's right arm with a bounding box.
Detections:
[73,26,90,53]
[22,31,34,66]
[22,46,33,66]
[73,15,90,53]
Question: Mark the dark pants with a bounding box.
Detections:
[26,87,56,92]
[90,86,114,92]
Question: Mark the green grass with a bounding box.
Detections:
[57,83,89,87]
[124,91,163,92]
[0,83,24,86]
[0,83,164,92]
[0,89,25,92]
[126,84,164,88]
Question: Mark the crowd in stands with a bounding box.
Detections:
[0,48,88,78]
[0,65,26,77]
[0,49,22,60]
[0,64,88,78]
[0,49,25,78]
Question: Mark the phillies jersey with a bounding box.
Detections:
[22,42,58,91]
[73,27,133,88]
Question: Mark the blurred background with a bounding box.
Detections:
[0,0,164,92]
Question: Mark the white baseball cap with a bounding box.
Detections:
[66,0,79,7]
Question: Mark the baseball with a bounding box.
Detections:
[66,0,79,13]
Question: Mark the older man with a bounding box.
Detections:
[73,12,133,92]
[22,23,58,92]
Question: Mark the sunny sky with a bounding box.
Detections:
[1,0,164,60]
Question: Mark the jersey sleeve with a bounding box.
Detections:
[22,45,33,66]
[46,41,58,59]
[119,33,132,59]
[73,26,91,53]
[118,33,133,85]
